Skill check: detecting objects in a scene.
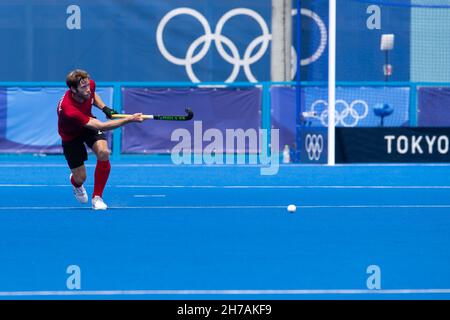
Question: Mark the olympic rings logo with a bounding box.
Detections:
[305,134,324,161]
[309,99,369,127]
[156,7,327,83]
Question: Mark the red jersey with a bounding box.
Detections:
[57,79,96,142]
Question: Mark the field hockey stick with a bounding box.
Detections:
[112,108,194,121]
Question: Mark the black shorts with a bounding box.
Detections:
[62,128,107,169]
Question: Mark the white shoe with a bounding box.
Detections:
[70,174,88,203]
[92,196,108,210]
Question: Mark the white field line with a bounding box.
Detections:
[2,184,450,189]
[1,204,450,210]
[133,195,166,198]
[0,288,449,296]
[1,163,450,168]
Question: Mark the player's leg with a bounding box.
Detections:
[85,129,110,210]
[62,137,89,203]
[70,165,88,203]
[71,165,87,186]
[92,139,111,199]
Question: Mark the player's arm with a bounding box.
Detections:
[93,93,118,119]
[84,113,144,131]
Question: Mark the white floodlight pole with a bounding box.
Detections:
[381,34,395,82]
[328,0,336,165]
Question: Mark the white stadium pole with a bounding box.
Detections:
[327,0,336,165]
[271,0,292,81]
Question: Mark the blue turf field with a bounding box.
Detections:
[0,157,450,299]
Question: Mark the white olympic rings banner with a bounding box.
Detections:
[305,134,324,161]
[309,99,370,127]
[156,7,327,83]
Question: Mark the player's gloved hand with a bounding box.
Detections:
[102,106,119,119]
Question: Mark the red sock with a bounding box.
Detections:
[70,174,82,188]
[93,160,111,198]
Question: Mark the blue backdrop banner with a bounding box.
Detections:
[121,87,261,154]
[0,88,6,139]
[271,86,410,151]
[0,87,113,153]
[418,87,450,127]
[0,0,410,82]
